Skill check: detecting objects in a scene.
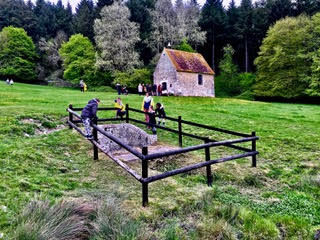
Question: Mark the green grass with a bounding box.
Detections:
[0,83,319,239]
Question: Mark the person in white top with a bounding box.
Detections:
[138,83,143,95]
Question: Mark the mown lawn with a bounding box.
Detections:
[0,83,319,239]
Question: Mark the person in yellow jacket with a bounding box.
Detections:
[83,82,87,92]
[114,97,126,119]
[141,92,154,124]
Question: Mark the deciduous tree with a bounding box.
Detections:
[94,2,141,72]
[0,26,37,82]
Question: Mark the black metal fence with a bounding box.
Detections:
[67,104,259,207]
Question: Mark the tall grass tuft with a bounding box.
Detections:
[90,197,143,240]
[14,200,94,240]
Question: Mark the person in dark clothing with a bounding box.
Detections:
[148,106,157,134]
[152,84,157,96]
[81,98,100,139]
[155,103,166,126]
[116,83,121,95]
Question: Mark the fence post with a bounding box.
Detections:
[126,104,129,123]
[93,118,98,161]
[142,146,148,207]
[178,116,182,147]
[205,138,213,186]
[68,104,73,129]
[252,131,256,167]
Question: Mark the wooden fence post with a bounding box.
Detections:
[252,131,256,167]
[126,104,129,123]
[205,138,213,186]
[142,146,148,207]
[68,104,73,129]
[93,118,98,161]
[178,116,182,147]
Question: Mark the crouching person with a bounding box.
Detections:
[155,103,166,126]
[81,98,100,139]
[114,97,126,119]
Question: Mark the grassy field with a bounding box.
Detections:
[0,83,319,239]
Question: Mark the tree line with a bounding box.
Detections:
[0,0,320,99]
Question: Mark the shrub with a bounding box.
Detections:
[113,68,152,91]
[175,39,195,53]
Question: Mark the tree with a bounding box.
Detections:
[34,0,57,40]
[94,2,141,72]
[148,0,177,54]
[59,34,96,85]
[0,27,37,82]
[254,15,314,98]
[127,0,155,64]
[0,0,38,40]
[54,0,73,37]
[199,0,226,71]
[175,38,195,52]
[238,0,253,72]
[95,0,114,16]
[73,0,95,41]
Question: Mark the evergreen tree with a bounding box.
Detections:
[294,0,320,16]
[238,0,253,72]
[127,0,155,64]
[34,0,57,39]
[54,0,73,37]
[0,0,38,40]
[0,26,37,82]
[266,0,293,24]
[226,0,240,54]
[73,0,95,41]
[95,0,114,16]
[199,0,226,71]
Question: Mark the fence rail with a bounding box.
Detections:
[67,103,259,206]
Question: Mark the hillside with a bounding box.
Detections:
[0,83,319,239]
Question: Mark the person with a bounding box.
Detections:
[157,84,162,96]
[83,82,87,92]
[116,83,121,95]
[6,79,9,84]
[148,106,157,134]
[81,98,100,139]
[141,92,154,124]
[146,84,152,94]
[122,86,128,95]
[9,79,14,85]
[143,84,147,94]
[80,80,84,92]
[152,84,157,96]
[138,83,143,95]
[114,97,126,119]
[155,102,166,126]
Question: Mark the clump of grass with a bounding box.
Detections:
[14,200,93,240]
[243,174,263,187]
[90,197,144,240]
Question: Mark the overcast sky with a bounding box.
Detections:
[30,0,243,12]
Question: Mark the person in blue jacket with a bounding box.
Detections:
[81,98,100,139]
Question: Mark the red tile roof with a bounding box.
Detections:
[165,48,214,75]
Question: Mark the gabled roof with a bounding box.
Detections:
[164,48,214,75]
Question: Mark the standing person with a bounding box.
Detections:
[114,97,126,119]
[6,79,9,84]
[116,83,121,95]
[138,83,143,95]
[83,82,87,92]
[141,92,154,125]
[81,98,100,139]
[9,79,14,85]
[80,80,84,92]
[152,84,157,96]
[148,106,157,134]
[155,102,166,126]
[147,84,152,94]
[157,84,162,96]
[143,84,147,94]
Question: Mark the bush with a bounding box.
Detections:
[174,39,195,53]
[113,68,152,91]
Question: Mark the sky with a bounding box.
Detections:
[30,0,243,12]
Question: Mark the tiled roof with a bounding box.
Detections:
[165,48,214,75]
